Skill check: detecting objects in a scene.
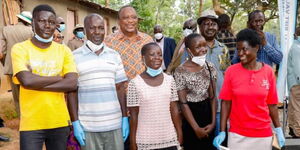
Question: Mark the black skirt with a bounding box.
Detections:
[182,99,216,150]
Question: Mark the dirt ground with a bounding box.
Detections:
[0,92,19,150]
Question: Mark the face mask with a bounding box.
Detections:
[86,40,104,53]
[57,24,65,32]
[76,31,85,39]
[191,55,206,66]
[154,33,163,40]
[146,67,163,77]
[183,29,193,37]
[34,33,53,43]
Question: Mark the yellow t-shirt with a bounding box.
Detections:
[11,40,77,131]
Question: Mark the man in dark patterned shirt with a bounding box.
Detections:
[216,14,236,61]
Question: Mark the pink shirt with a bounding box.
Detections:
[127,73,179,149]
[219,63,278,137]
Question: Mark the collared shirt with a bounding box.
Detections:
[232,32,283,66]
[216,29,237,61]
[73,43,128,132]
[104,31,153,81]
[155,37,166,70]
[206,39,231,112]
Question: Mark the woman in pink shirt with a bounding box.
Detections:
[127,43,182,150]
[213,28,285,150]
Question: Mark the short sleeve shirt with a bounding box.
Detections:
[127,73,179,149]
[174,61,217,102]
[219,63,278,137]
[11,40,77,131]
[104,31,153,80]
[73,44,127,132]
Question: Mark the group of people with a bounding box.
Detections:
[0,2,298,150]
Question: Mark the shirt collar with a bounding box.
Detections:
[116,30,143,41]
[208,39,222,49]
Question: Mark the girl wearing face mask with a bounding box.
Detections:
[127,43,182,150]
[174,33,217,150]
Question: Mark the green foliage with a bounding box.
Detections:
[89,0,281,42]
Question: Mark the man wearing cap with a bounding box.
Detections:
[67,24,85,51]
[197,9,230,136]
[166,19,197,74]
[0,11,34,116]
[153,25,176,71]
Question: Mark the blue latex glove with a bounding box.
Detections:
[213,131,226,149]
[274,127,285,148]
[72,120,86,146]
[122,117,129,141]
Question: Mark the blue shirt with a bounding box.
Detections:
[232,32,283,66]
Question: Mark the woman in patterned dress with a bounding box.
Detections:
[174,33,217,150]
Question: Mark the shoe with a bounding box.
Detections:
[0,135,9,142]
[289,127,300,138]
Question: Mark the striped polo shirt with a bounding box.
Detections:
[73,43,127,132]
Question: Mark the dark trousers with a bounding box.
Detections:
[20,126,70,150]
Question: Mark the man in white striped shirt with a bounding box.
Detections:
[68,14,128,150]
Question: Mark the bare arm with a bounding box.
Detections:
[129,107,139,150]
[220,100,232,132]
[268,104,281,128]
[67,89,78,122]
[40,73,78,92]
[208,81,217,126]
[16,71,62,90]
[116,81,128,117]
[170,101,183,145]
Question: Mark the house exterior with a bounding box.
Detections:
[1,0,119,42]
[0,0,119,92]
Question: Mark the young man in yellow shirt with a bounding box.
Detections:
[11,4,77,150]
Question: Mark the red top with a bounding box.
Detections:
[219,63,278,137]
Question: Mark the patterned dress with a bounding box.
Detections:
[174,61,217,150]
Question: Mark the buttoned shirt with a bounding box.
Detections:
[104,31,153,81]
[73,43,127,132]
[232,32,283,66]
[206,39,231,112]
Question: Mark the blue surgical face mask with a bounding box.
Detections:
[76,31,85,39]
[57,24,65,32]
[146,67,163,77]
[34,34,53,43]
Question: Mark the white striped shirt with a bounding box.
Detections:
[73,43,127,132]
